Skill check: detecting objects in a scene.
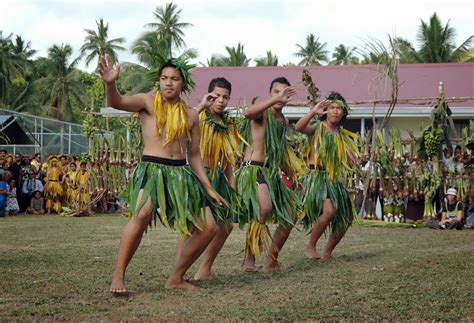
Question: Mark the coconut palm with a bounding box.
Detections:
[80,18,126,67]
[255,50,279,66]
[330,44,359,65]
[225,43,251,66]
[34,44,88,121]
[120,31,197,94]
[0,32,34,107]
[145,2,193,58]
[203,54,228,67]
[294,34,329,66]
[415,13,473,63]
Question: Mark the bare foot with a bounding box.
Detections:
[194,271,215,281]
[304,247,320,260]
[165,277,197,291]
[243,258,257,272]
[110,277,128,295]
[320,253,333,261]
[261,261,285,272]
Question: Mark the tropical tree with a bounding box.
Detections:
[330,44,359,65]
[34,44,88,122]
[255,50,279,66]
[224,43,251,66]
[80,18,126,67]
[294,34,328,66]
[0,32,35,107]
[120,31,197,94]
[414,13,473,63]
[203,54,228,67]
[145,2,192,58]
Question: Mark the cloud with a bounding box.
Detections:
[1,0,472,71]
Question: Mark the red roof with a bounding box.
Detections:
[185,63,474,108]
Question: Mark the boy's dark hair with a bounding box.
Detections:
[208,77,232,95]
[269,77,291,93]
[80,162,87,167]
[319,91,348,126]
[158,61,185,82]
[33,190,41,196]
[70,162,76,167]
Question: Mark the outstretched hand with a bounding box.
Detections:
[312,100,331,116]
[98,53,120,84]
[277,86,297,105]
[200,93,218,109]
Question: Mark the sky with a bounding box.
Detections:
[1,0,473,71]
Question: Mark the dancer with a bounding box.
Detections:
[186,77,246,280]
[236,77,301,272]
[99,54,228,293]
[295,92,359,260]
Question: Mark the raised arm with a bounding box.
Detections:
[243,86,297,120]
[98,54,148,113]
[295,100,330,135]
[195,93,217,114]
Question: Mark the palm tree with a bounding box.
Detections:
[224,43,251,66]
[120,31,197,94]
[0,32,32,107]
[255,50,279,66]
[34,44,88,121]
[330,44,359,65]
[415,13,473,63]
[145,2,192,58]
[294,34,328,66]
[80,18,126,67]
[202,54,228,67]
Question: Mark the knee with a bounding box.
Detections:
[260,204,272,219]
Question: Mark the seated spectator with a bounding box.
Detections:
[26,190,45,215]
[0,174,7,217]
[466,191,474,227]
[6,178,20,215]
[440,188,464,230]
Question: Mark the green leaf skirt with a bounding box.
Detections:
[301,170,355,234]
[206,167,246,224]
[235,164,299,229]
[126,161,210,236]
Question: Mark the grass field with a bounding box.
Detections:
[0,215,472,321]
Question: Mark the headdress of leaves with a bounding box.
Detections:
[147,57,196,94]
[331,99,351,112]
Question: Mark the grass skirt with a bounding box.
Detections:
[301,170,355,234]
[206,167,245,224]
[126,161,223,236]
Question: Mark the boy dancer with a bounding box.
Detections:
[99,54,228,293]
[236,77,300,272]
[295,92,359,260]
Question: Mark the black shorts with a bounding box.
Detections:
[241,160,269,185]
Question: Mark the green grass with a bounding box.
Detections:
[0,215,472,321]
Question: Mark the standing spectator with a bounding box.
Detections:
[0,174,7,217]
[22,170,44,211]
[10,154,22,187]
[6,178,20,215]
[20,155,32,183]
[440,188,464,230]
[31,153,42,175]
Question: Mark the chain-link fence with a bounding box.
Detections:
[0,108,112,156]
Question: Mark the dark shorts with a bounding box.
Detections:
[140,155,187,189]
[241,160,269,185]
